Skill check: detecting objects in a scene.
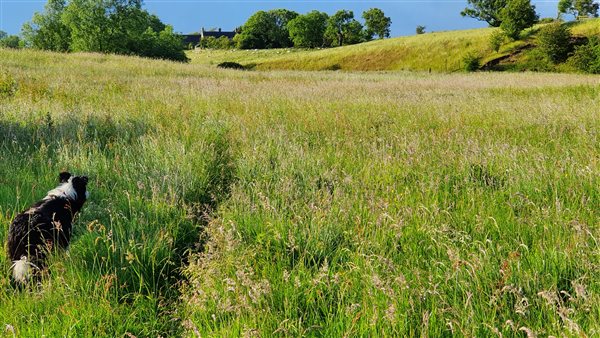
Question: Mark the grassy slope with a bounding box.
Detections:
[189,19,600,72]
[1,48,599,336]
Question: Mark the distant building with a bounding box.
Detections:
[181,28,236,48]
[201,28,236,40]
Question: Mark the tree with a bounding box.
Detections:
[0,35,22,49]
[362,8,391,39]
[558,0,599,19]
[416,25,426,34]
[22,0,71,51]
[269,9,298,47]
[235,9,298,49]
[22,0,187,61]
[235,11,277,49]
[575,0,600,18]
[461,0,508,27]
[558,0,574,18]
[287,11,329,48]
[500,0,538,39]
[324,10,365,47]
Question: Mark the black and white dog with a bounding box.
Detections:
[7,172,89,284]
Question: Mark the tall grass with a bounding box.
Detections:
[0,48,598,336]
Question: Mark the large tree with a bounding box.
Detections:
[362,8,391,39]
[235,9,298,49]
[558,0,599,19]
[324,10,365,47]
[500,0,538,39]
[269,9,298,48]
[461,0,508,27]
[287,11,329,48]
[22,0,187,61]
[22,0,71,51]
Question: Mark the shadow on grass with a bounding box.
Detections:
[0,113,149,153]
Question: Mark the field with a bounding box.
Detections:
[0,48,599,337]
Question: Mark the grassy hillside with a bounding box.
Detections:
[1,48,599,336]
[189,18,600,72]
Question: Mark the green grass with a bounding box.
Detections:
[1,48,599,337]
[189,18,600,73]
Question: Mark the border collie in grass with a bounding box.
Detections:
[7,172,89,284]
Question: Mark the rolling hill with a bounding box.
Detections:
[188,18,600,72]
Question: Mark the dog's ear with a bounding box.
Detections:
[81,176,89,184]
[59,172,72,183]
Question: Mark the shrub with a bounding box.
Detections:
[537,22,572,63]
[489,30,506,52]
[416,25,426,35]
[0,71,17,98]
[0,35,22,49]
[568,36,600,73]
[217,62,246,70]
[462,53,481,72]
[517,48,553,71]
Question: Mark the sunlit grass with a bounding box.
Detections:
[188,18,600,73]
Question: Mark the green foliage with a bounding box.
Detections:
[236,9,298,49]
[537,22,572,63]
[489,29,505,51]
[200,36,234,49]
[21,0,187,62]
[21,0,71,52]
[136,26,189,62]
[500,0,538,40]
[0,34,22,49]
[559,0,575,18]
[416,25,426,34]
[324,10,365,47]
[461,0,508,27]
[269,9,299,48]
[515,47,554,71]
[362,8,392,39]
[0,71,17,97]
[462,53,481,71]
[575,0,600,18]
[559,0,599,19]
[568,36,600,73]
[287,11,329,48]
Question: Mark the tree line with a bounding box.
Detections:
[230,8,391,49]
[4,0,188,62]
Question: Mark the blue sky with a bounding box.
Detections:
[0,0,559,36]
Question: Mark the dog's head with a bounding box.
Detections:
[59,171,72,183]
[71,175,89,201]
[46,171,89,202]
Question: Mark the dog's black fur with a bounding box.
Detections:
[7,172,88,283]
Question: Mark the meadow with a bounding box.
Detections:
[0,48,599,337]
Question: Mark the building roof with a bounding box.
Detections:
[201,31,236,39]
